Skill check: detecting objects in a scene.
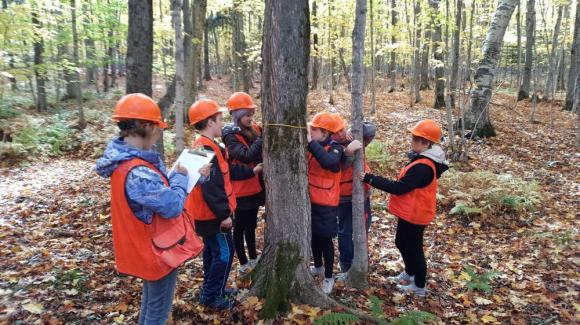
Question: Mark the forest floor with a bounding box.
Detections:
[0,78,578,324]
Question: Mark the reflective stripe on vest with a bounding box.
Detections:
[110,159,203,281]
[307,145,341,207]
[230,127,262,198]
[340,158,371,197]
[388,158,437,225]
[185,136,237,221]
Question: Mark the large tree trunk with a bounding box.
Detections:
[432,0,445,109]
[232,1,250,92]
[388,0,397,92]
[518,0,534,101]
[173,0,185,155]
[565,0,580,111]
[32,6,47,112]
[252,0,333,318]
[544,5,564,101]
[192,0,207,90]
[126,0,153,95]
[465,0,517,137]
[345,0,368,290]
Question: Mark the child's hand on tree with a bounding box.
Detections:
[358,172,367,182]
[253,163,264,175]
[345,140,363,156]
[198,163,212,177]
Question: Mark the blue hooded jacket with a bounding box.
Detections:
[95,138,188,224]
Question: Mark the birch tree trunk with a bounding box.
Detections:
[465,0,518,137]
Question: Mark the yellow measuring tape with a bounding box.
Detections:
[262,123,307,129]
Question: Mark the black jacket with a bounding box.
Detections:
[307,137,343,237]
[222,124,265,210]
[363,147,449,195]
[195,136,255,237]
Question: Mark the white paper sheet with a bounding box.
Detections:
[169,148,215,193]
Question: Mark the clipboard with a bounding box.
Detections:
[170,148,215,193]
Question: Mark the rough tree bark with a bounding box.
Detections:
[345,0,368,290]
[311,0,319,90]
[518,0,534,101]
[388,0,397,93]
[252,0,334,318]
[126,0,153,96]
[232,0,250,92]
[465,0,518,137]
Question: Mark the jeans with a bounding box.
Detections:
[201,232,234,302]
[394,218,427,288]
[233,207,258,265]
[337,198,372,272]
[139,268,178,325]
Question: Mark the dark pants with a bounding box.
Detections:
[233,207,258,265]
[201,232,234,302]
[337,198,372,272]
[311,235,334,279]
[394,218,427,288]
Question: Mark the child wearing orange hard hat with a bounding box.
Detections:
[96,93,205,324]
[360,119,448,297]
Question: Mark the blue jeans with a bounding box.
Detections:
[139,268,178,325]
[337,198,372,272]
[201,232,234,302]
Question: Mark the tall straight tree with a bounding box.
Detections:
[172,0,185,154]
[126,0,153,95]
[411,0,422,104]
[32,4,47,112]
[450,0,462,106]
[369,0,376,114]
[345,0,368,289]
[192,0,208,91]
[544,4,565,101]
[388,0,397,93]
[518,0,534,100]
[232,0,250,92]
[311,0,319,90]
[182,0,194,104]
[465,0,518,137]
[565,0,580,111]
[432,0,445,108]
[70,0,85,129]
[252,0,333,318]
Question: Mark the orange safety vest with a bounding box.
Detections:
[185,136,237,221]
[307,145,341,207]
[110,158,203,281]
[388,158,437,225]
[230,125,262,198]
[340,158,372,197]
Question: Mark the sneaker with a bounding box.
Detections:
[322,277,335,294]
[248,258,258,268]
[310,266,324,278]
[387,271,414,284]
[202,296,234,310]
[396,282,427,297]
[238,263,251,275]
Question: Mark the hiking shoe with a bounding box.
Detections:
[202,296,234,310]
[396,282,427,297]
[388,271,414,284]
[310,266,324,278]
[322,277,335,294]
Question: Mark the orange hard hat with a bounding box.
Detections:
[188,98,227,125]
[227,92,257,111]
[112,93,167,128]
[310,112,343,133]
[330,113,347,132]
[408,119,441,143]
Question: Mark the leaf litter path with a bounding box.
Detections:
[0,79,578,324]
